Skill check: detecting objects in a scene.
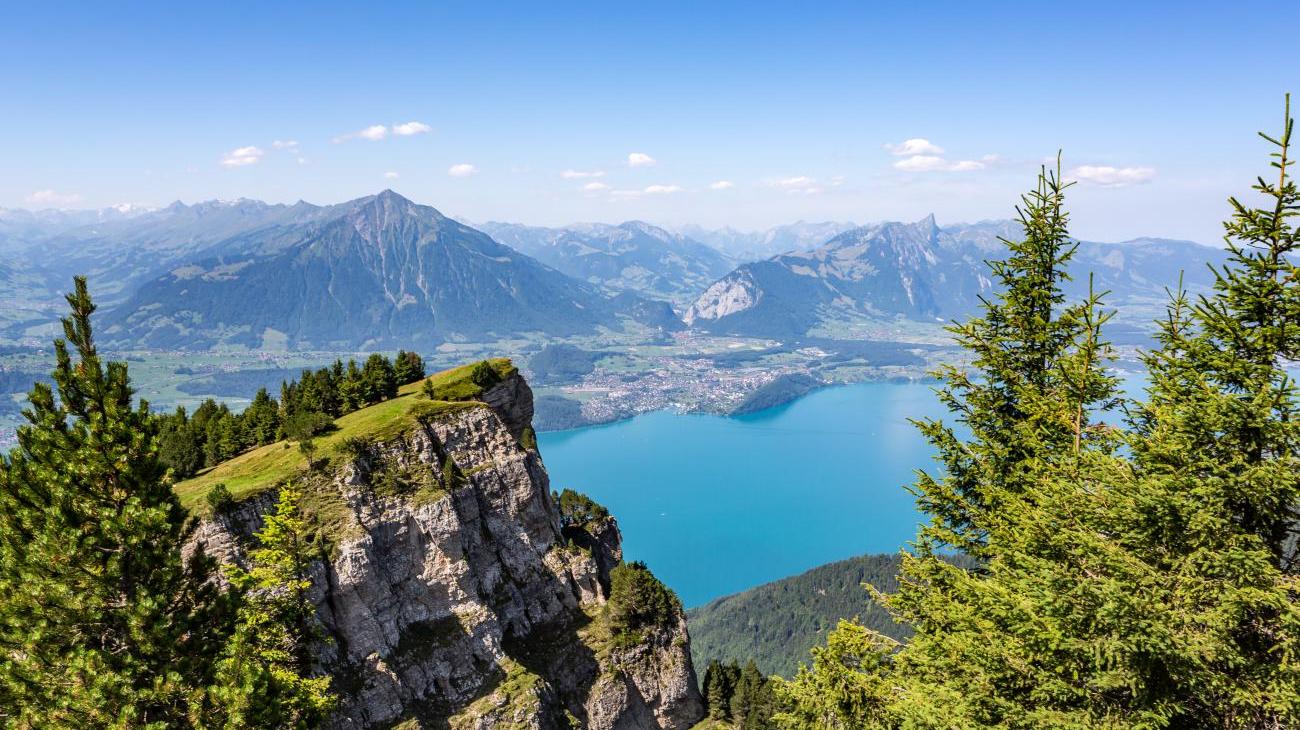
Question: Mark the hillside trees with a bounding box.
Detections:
[608,561,683,641]
[0,278,232,727]
[206,481,336,728]
[0,278,331,728]
[1118,95,1300,726]
[157,350,427,478]
[702,659,777,728]
[775,99,1300,728]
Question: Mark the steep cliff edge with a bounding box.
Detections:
[189,362,703,729]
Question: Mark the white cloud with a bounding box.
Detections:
[272,139,299,150]
[893,153,997,173]
[885,138,945,156]
[582,182,609,192]
[627,152,656,167]
[604,184,682,200]
[774,176,816,188]
[709,180,735,190]
[562,169,606,179]
[643,184,682,194]
[1069,165,1156,187]
[769,176,825,194]
[25,189,82,206]
[384,171,400,179]
[333,125,389,143]
[448,163,478,177]
[893,155,949,172]
[392,121,432,136]
[220,145,265,167]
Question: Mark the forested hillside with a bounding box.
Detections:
[688,553,978,678]
[687,554,907,678]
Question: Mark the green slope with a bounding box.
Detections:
[686,553,911,679]
[174,358,516,512]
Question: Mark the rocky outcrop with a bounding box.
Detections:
[197,371,703,729]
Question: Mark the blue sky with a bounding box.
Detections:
[3,1,1297,241]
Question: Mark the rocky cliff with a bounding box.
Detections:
[195,368,704,729]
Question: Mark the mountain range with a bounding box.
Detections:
[684,216,1225,339]
[0,192,1225,350]
[676,220,860,261]
[99,192,678,349]
[476,219,735,302]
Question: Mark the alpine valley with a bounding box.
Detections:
[0,190,1225,448]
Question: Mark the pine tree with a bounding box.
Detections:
[777,162,1123,727]
[393,350,425,386]
[360,353,397,405]
[206,481,336,728]
[777,100,1300,730]
[703,659,732,720]
[0,277,232,728]
[1119,95,1300,727]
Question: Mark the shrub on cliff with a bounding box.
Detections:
[608,561,682,637]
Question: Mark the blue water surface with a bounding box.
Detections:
[537,383,949,607]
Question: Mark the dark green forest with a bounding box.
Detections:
[688,553,975,678]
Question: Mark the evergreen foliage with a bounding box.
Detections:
[687,553,974,678]
[701,659,777,728]
[206,481,336,728]
[157,351,427,479]
[0,277,232,727]
[775,100,1300,728]
[556,487,610,527]
[392,350,425,387]
[608,561,683,636]
[0,279,335,728]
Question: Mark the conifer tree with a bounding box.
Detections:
[776,99,1300,730]
[1119,95,1300,727]
[0,277,232,727]
[776,162,1122,727]
[206,481,335,728]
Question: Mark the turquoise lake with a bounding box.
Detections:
[537,382,950,608]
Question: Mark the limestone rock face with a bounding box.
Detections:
[682,269,760,324]
[198,372,703,729]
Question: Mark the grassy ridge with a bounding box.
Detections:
[173,358,516,511]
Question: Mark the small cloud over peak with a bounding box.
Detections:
[448,163,478,177]
[25,189,83,206]
[220,145,265,167]
[384,171,400,179]
[1069,165,1156,187]
[709,180,735,190]
[562,169,606,179]
[885,138,944,156]
[392,121,432,136]
[627,152,656,167]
